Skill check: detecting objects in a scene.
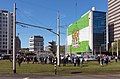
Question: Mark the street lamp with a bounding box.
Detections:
[13,3,16,73]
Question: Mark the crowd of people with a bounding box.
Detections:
[7,54,120,67]
[15,54,85,67]
[61,55,84,66]
[16,55,55,66]
[96,55,120,66]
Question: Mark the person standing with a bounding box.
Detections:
[17,56,23,67]
[77,57,80,66]
[115,56,118,62]
[73,57,76,67]
[26,56,30,64]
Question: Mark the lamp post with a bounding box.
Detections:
[57,12,60,66]
[13,3,16,73]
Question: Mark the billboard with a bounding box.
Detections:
[67,12,91,53]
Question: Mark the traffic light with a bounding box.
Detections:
[48,40,56,55]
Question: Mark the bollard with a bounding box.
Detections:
[54,57,57,75]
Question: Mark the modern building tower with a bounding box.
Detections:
[15,36,21,53]
[0,10,13,54]
[29,36,44,53]
[67,8,107,54]
[108,0,120,47]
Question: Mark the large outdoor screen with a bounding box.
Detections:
[67,12,90,53]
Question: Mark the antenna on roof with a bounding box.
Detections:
[75,0,78,29]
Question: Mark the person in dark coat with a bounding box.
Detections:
[17,56,23,67]
[77,57,80,66]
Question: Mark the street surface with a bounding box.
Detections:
[0,74,120,79]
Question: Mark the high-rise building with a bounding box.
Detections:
[29,36,44,53]
[67,8,107,54]
[15,36,21,53]
[108,0,120,47]
[0,10,13,54]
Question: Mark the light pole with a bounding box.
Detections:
[57,13,60,66]
[13,3,16,73]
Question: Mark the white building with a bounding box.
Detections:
[67,8,107,54]
[29,36,44,53]
[0,10,13,54]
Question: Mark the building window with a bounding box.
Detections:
[3,42,5,44]
[3,21,6,23]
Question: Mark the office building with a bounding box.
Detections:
[67,8,107,54]
[0,10,13,54]
[15,36,21,53]
[108,0,120,47]
[29,35,44,53]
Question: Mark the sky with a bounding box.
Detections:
[0,0,108,48]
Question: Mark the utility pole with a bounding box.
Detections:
[57,12,60,66]
[13,3,16,73]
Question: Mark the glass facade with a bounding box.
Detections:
[93,11,106,52]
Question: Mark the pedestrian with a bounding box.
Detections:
[63,56,66,66]
[33,56,38,64]
[26,56,30,64]
[105,56,109,65]
[17,56,23,67]
[80,57,84,64]
[100,56,104,66]
[97,56,100,64]
[44,57,47,64]
[77,57,80,66]
[73,57,76,67]
[115,56,118,62]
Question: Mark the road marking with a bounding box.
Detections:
[23,77,29,79]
